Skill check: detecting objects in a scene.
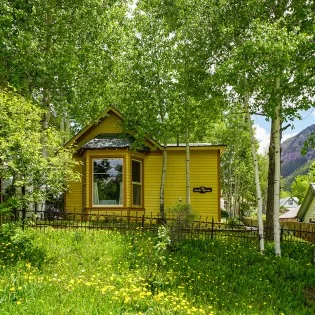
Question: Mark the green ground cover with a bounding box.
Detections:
[0,226,315,314]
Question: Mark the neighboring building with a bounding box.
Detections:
[279,196,300,221]
[297,184,315,223]
[280,197,299,210]
[64,106,225,221]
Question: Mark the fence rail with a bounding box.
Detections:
[1,210,315,244]
[243,218,315,243]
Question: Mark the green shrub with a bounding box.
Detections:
[221,209,229,219]
[227,217,244,228]
[167,202,196,246]
[0,223,46,268]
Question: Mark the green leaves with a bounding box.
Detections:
[0,90,79,212]
[0,0,128,128]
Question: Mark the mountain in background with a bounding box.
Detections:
[281,124,315,190]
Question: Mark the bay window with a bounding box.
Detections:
[93,158,123,206]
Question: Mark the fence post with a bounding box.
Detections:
[211,217,214,241]
[280,227,283,242]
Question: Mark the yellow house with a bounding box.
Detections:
[64,106,225,221]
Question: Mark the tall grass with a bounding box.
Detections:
[0,226,315,314]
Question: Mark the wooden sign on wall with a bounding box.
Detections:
[193,186,212,193]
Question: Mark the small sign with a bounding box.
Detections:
[193,186,212,193]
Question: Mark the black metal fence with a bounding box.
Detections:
[1,210,315,245]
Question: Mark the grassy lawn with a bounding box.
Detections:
[1,226,315,314]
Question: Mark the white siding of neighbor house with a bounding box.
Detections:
[303,197,315,223]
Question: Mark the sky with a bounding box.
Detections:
[253,108,315,154]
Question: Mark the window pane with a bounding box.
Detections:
[93,158,123,206]
[132,160,141,183]
[132,160,142,206]
[133,184,141,206]
[94,159,111,174]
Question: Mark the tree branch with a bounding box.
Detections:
[281,124,291,132]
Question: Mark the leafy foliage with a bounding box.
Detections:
[0,224,46,267]
[291,162,315,203]
[0,0,127,129]
[205,113,258,216]
[167,202,196,246]
[291,175,310,203]
[0,90,80,212]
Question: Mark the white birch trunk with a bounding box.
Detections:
[233,174,240,218]
[184,99,191,205]
[185,125,190,204]
[229,171,233,217]
[60,116,70,144]
[159,142,167,220]
[38,89,51,215]
[273,77,281,257]
[245,100,265,253]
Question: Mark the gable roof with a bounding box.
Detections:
[64,105,226,154]
[280,197,299,207]
[297,184,315,220]
[64,105,121,149]
[64,105,162,151]
[83,135,132,149]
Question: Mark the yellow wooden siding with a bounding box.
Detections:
[64,106,223,220]
[143,150,220,220]
[88,209,129,216]
[164,151,186,208]
[66,143,220,220]
[190,150,219,220]
[143,154,163,217]
[163,150,219,220]
[65,159,83,212]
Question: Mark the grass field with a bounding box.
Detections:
[1,225,315,314]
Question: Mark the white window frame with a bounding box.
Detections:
[92,158,124,207]
[132,159,142,207]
